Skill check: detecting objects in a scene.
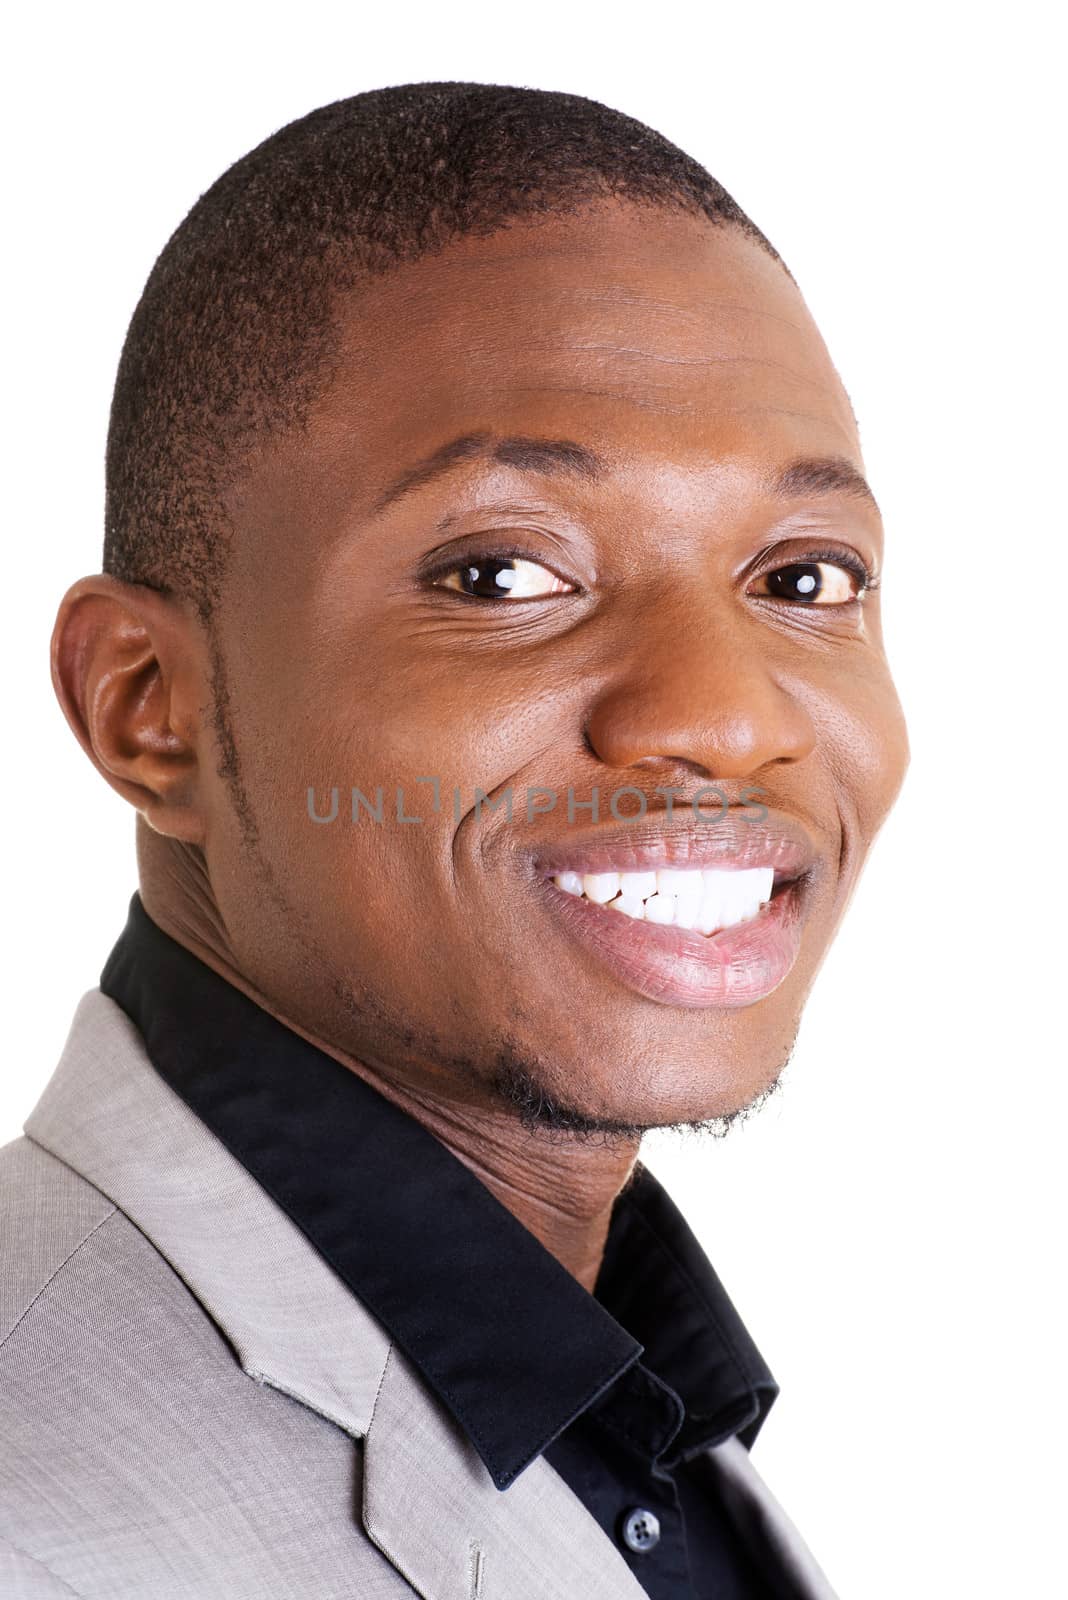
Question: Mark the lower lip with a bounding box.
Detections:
[536,878,808,1009]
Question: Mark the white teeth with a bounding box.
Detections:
[643,893,677,925]
[620,870,658,899]
[656,868,696,897]
[672,875,704,930]
[697,871,728,936]
[553,865,779,937]
[716,867,775,929]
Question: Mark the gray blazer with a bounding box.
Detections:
[0,989,839,1598]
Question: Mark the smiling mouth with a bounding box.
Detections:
[547,865,794,938]
[527,812,817,1007]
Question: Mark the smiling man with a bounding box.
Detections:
[1,83,908,1599]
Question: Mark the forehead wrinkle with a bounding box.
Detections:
[378,275,810,337]
[487,388,853,429]
[471,282,810,336]
[540,343,842,394]
[502,384,699,415]
[571,290,814,335]
[719,403,858,435]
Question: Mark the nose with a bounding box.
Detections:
[583,607,817,783]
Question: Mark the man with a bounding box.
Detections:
[1,81,909,1598]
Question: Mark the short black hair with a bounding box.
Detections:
[103,81,786,624]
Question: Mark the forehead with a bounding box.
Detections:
[245,200,864,542]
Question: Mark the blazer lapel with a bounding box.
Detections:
[23,988,393,1442]
[23,989,650,1600]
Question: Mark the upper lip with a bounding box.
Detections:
[528,807,820,884]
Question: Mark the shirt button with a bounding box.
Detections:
[620,1506,661,1553]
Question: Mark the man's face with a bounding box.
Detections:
[196,198,909,1133]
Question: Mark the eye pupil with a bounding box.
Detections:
[768,562,823,602]
[460,559,518,598]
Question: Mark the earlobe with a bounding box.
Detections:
[50,574,208,845]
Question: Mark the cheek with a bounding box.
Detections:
[820,665,910,840]
[211,617,574,905]
[290,624,580,831]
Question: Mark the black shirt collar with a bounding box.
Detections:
[100,892,777,1489]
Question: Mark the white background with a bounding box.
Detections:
[3,4,1064,1595]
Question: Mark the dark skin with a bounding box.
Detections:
[52,198,909,1292]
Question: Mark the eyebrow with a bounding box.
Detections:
[773,454,879,512]
[370,431,879,516]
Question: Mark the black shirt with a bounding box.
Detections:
[100,892,780,1599]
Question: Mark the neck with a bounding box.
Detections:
[370,1082,641,1292]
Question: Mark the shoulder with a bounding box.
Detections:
[0,1135,405,1599]
[0,1133,236,1377]
[0,1135,118,1344]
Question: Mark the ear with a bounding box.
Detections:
[50,574,210,846]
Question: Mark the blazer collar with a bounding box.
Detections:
[23,988,652,1599]
[24,988,393,1440]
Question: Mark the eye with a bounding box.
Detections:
[750,551,874,607]
[433,554,576,601]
